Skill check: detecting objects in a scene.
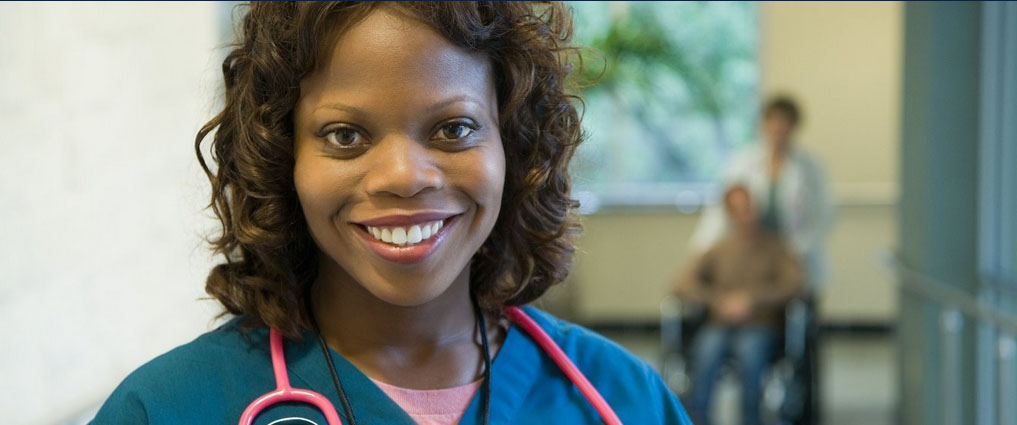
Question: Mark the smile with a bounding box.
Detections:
[364,220,444,247]
[352,213,460,264]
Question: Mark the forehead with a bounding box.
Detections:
[298,7,495,113]
[764,108,793,123]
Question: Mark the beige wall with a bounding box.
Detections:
[0,3,223,423]
[555,1,902,325]
[761,1,902,204]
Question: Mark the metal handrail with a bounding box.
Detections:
[885,251,1017,335]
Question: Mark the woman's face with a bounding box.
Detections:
[762,111,794,152]
[293,7,505,307]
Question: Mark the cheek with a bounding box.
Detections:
[446,139,505,234]
[293,149,354,229]
[469,141,506,209]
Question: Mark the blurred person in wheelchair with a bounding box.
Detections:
[673,184,804,425]
[689,96,833,297]
[685,96,833,425]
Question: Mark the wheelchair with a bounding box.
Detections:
[659,295,820,425]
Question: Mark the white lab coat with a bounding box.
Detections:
[689,143,835,292]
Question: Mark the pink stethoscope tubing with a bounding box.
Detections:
[237,329,343,425]
[238,306,623,425]
[502,307,624,425]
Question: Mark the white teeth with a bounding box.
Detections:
[391,227,407,245]
[365,219,446,246]
[407,225,422,244]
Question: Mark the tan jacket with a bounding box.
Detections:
[674,232,804,329]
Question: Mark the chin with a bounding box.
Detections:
[354,264,470,308]
[371,283,447,307]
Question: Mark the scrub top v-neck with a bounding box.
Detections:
[91,306,693,425]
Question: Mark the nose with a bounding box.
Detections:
[362,135,445,198]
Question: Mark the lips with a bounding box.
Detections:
[351,213,461,264]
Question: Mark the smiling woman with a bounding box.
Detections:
[200,1,579,341]
[293,7,506,314]
[91,2,692,424]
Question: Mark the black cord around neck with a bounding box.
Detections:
[307,294,492,425]
[308,309,359,425]
[472,293,493,425]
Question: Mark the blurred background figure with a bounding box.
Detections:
[687,95,833,425]
[690,96,833,294]
[674,184,803,425]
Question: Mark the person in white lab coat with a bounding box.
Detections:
[685,96,834,424]
[689,96,834,293]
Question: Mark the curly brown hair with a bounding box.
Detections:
[196,1,584,338]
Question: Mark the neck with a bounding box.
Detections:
[307,257,499,389]
[310,263,477,350]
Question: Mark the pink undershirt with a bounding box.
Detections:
[371,378,483,425]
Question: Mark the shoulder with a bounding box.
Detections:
[91,317,270,424]
[721,144,766,182]
[519,307,693,424]
[789,147,827,176]
[521,306,643,369]
[120,316,264,384]
[714,234,739,250]
[729,144,766,167]
[731,143,765,161]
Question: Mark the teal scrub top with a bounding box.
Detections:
[91,306,692,425]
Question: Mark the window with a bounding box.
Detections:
[569,2,759,211]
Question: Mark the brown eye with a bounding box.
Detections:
[323,126,365,148]
[435,122,475,141]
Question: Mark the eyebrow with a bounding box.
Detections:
[313,95,485,114]
[313,102,363,114]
